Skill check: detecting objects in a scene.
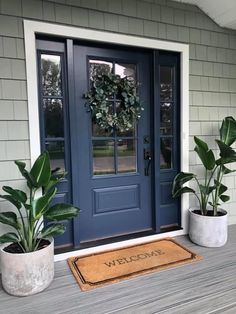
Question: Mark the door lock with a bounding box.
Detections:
[144,149,151,160]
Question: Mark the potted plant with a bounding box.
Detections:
[0,151,80,296]
[172,116,236,247]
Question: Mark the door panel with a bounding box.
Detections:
[72,45,153,243]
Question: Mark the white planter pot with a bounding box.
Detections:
[0,239,54,296]
[189,208,228,247]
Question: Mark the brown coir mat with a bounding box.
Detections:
[67,238,202,291]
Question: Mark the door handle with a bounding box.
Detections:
[144,149,151,176]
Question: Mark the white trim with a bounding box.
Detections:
[23,20,189,260]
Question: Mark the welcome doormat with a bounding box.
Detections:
[68,238,202,291]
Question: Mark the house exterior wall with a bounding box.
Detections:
[0,0,236,230]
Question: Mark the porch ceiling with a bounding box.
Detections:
[175,0,236,30]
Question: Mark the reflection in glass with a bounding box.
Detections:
[46,141,65,171]
[160,66,173,101]
[117,139,136,173]
[89,60,112,81]
[160,102,172,135]
[160,138,172,169]
[93,140,115,175]
[41,55,62,97]
[43,99,64,138]
[115,63,136,79]
[92,123,113,137]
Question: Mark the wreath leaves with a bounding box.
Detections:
[84,73,144,132]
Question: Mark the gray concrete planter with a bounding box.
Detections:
[0,238,54,296]
[189,208,228,247]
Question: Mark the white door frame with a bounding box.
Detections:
[24,20,189,261]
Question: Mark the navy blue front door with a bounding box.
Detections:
[37,38,181,249]
[71,45,153,243]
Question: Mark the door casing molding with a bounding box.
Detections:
[24,20,189,260]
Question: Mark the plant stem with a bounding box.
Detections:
[33,219,44,248]
[194,177,204,215]
[213,165,224,216]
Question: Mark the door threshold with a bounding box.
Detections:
[54,228,186,261]
[55,230,155,254]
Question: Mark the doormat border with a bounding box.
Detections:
[68,238,202,291]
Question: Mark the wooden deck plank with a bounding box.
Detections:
[0,225,236,314]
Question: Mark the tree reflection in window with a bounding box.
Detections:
[41,55,62,97]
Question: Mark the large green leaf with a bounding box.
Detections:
[172,186,196,198]
[220,195,230,202]
[0,232,19,244]
[2,186,27,203]
[45,203,80,221]
[173,172,196,186]
[40,224,66,238]
[220,116,236,146]
[0,212,20,229]
[219,183,227,196]
[44,171,66,193]
[15,160,36,188]
[194,136,215,170]
[32,188,57,220]
[222,165,236,174]
[216,140,236,164]
[30,151,51,187]
[172,172,196,198]
[0,194,21,209]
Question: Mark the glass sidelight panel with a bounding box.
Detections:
[93,140,115,175]
[43,99,64,138]
[160,138,172,169]
[39,52,68,174]
[46,141,65,171]
[117,139,136,173]
[160,66,173,101]
[159,65,175,170]
[41,54,62,97]
[160,102,172,135]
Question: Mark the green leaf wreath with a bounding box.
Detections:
[84,73,144,132]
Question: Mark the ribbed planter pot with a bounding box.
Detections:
[0,239,54,296]
[189,208,228,247]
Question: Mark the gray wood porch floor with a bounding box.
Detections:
[1,225,236,314]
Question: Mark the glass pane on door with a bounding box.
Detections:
[89,59,138,176]
[41,54,62,97]
[160,138,172,169]
[89,60,112,81]
[46,141,65,171]
[43,99,64,138]
[115,63,136,79]
[117,139,136,173]
[93,140,115,175]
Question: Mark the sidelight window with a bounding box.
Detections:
[39,54,66,171]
